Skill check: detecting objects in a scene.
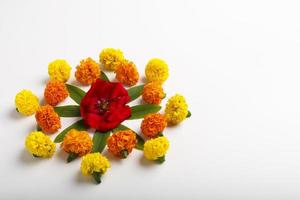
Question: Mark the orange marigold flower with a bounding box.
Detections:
[107,130,137,158]
[44,81,69,106]
[142,82,165,105]
[61,129,93,156]
[35,105,61,134]
[115,60,139,86]
[75,57,101,85]
[141,113,167,138]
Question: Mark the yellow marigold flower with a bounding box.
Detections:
[44,81,69,106]
[141,113,167,138]
[61,129,93,156]
[164,94,188,125]
[99,48,124,71]
[145,58,169,84]
[142,82,165,105]
[35,105,61,134]
[143,136,169,161]
[25,131,56,158]
[48,59,71,82]
[15,90,39,116]
[115,60,139,86]
[81,152,110,176]
[107,130,137,158]
[75,57,101,85]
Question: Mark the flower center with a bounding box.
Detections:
[98,99,109,113]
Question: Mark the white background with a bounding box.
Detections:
[1,0,300,199]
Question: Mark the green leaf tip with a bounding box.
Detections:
[187,110,192,118]
[127,84,144,102]
[156,155,165,164]
[129,104,161,120]
[121,150,128,158]
[36,125,42,131]
[113,124,130,132]
[92,131,111,153]
[54,105,80,117]
[66,84,86,105]
[135,133,145,150]
[93,172,102,184]
[67,153,78,163]
[100,72,110,82]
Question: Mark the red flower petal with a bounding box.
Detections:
[80,79,131,132]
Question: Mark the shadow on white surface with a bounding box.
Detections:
[102,150,122,164]
[139,155,157,168]
[8,107,41,134]
[75,170,94,185]
[56,148,68,163]
[9,108,23,120]
[18,149,43,165]
[135,98,144,105]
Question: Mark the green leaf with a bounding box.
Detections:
[113,124,144,150]
[93,172,102,184]
[156,155,165,164]
[127,85,144,102]
[54,105,80,117]
[158,132,164,137]
[135,133,145,150]
[128,104,161,120]
[113,124,130,132]
[66,84,86,104]
[187,110,192,118]
[100,71,110,82]
[67,153,78,163]
[54,119,87,143]
[92,131,111,153]
[121,150,128,158]
[37,125,42,131]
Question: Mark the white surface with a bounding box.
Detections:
[1,0,300,199]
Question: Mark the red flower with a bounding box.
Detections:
[80,79,131,132]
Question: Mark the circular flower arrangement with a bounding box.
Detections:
[15,47,192,184]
